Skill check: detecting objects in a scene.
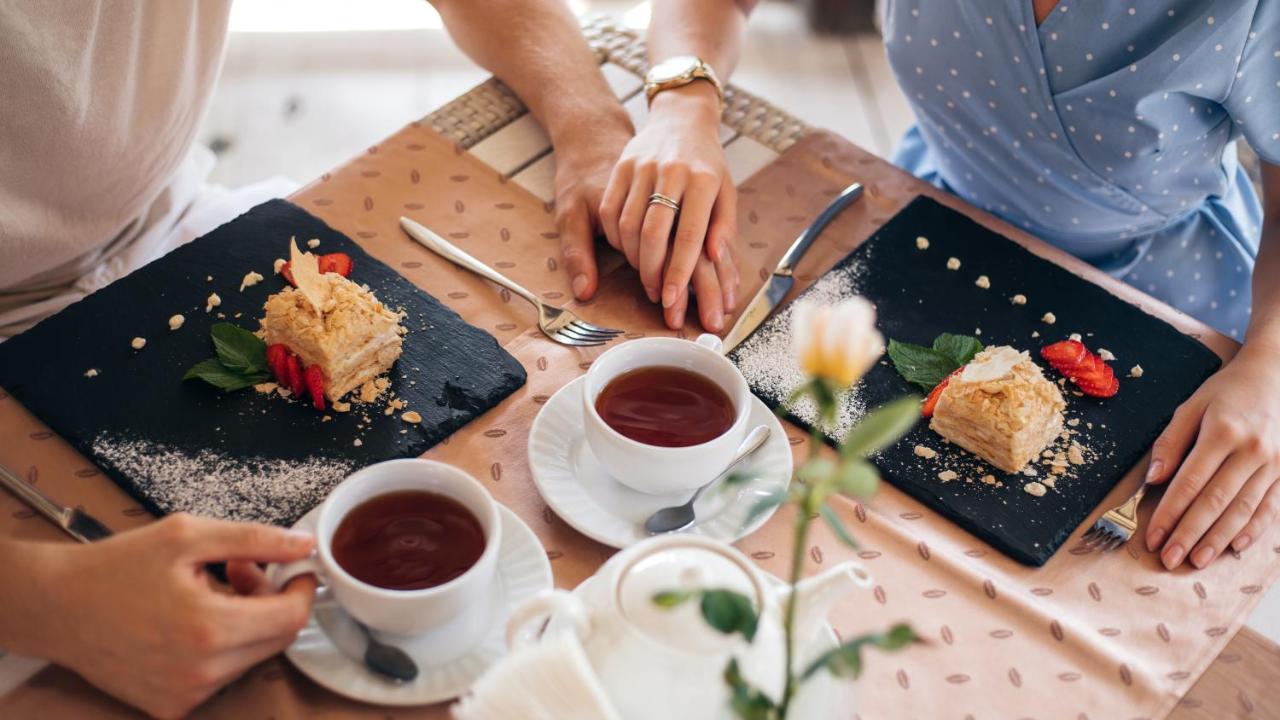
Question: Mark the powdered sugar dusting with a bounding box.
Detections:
[92,434,355,525]
[731,258,870,439]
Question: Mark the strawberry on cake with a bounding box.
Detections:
[259,240,404,404]
[927,345,1066,474]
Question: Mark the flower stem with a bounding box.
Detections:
[778,426,824,718]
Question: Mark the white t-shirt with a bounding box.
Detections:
[0,0,233,336]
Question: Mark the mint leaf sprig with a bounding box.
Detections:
[184,323,271,391]
[886,332,984,390]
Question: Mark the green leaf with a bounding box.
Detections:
[840,396,923,458]
[651,590,694,608]
[802,623,919,681]
[699,589,759,642]
[834,459,880,498]
[819,504,859,549]
[210,323,268,374]
[182,358,268,391]
[796,457,836,486]
[742,490,788,530]
[886,339,958,391]
[723,659,777,720]
[932,333,984,367]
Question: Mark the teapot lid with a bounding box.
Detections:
[616,543,762,655]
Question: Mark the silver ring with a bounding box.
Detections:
[648,193,681,212]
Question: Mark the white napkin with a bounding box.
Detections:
[452,633,621,720]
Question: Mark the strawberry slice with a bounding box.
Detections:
[1041,340,1120,398]
[285,354,306,397]
[266,344,290,383]
[1040,340,1088,372]
[303,365,327,411]
[318,253,353,278]
[922,368,964,418]
[279,253,351,287]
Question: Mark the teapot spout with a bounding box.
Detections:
[778,562,873,641]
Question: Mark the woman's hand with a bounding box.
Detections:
[599,83,739,331]
[21,514,317,718]
[551,109,634,302]
[1146,340,1280,569]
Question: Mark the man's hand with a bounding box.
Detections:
[598,83,739,331]
[552,111,634,302]
[1146,341,1280,569]
[26,514,317,718]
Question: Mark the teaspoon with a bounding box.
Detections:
[643,425,771,535]
[354,619,419,683]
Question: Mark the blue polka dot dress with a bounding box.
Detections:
[882,1,1280,338]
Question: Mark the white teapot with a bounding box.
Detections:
[505,534,871,719]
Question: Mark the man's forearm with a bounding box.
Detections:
[430,0,631,150]
[1245,162,1280,348]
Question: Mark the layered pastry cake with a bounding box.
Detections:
[929,346,1065,473]
[259,241,404,401]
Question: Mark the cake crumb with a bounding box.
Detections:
[916,236,930,249]
[1129,364,1144,378]
[975,275,991,289]
[384,407,395,416]
[1031,330,1041,338]
[240,271,265,292]
[1023,481,1047,497]
[332,401,351,413]
[1041,476,1056,489]
[389,398,405,410]
[253,382,278,394]
[1067,418,1080,427]
[276,387,292,399]
[206,275,213,282]
[353,438,363,447]
[273,258,286,274]
[1011,294,1027,305]
[1041,312,1056,324]
[168,314,185,331]
[980,474,997,486]
[914,445,938,459]
[1068,443,1086,465]
[84,368,99,378]
[402,411,423,424]
[938,470,958,482]
[1098,348,1116,361]
[206,293,221,313]
[131,337,146,350]
[1068,333,1082,342]
[946,257,961,271]
[1022,466,1038,476]
[307,238,320,249]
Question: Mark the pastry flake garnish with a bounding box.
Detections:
[168,314,185,331]
[288,238,330,312]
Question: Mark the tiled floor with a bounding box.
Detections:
[199,2,1277,643]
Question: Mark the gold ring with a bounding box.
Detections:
[648,193,681,212]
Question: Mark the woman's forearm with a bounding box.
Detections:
[429,0,632,150]
[1244,162,1280,349]
[0,538,65,659]
[647,0,757,79]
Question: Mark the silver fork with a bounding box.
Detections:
[1082,482,1150,552]
[400,217,623,347]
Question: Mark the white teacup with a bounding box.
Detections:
[270,459,501,649]
[582,334,751,495]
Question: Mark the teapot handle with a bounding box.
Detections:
[505,589,590,651]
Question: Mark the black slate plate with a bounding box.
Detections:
[729,196,1221,566]
[0,199,526,527]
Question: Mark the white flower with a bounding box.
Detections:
[792,298,884,387]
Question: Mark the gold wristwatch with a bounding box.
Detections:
[643,55,724,107]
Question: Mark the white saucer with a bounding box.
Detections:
[528,376,793,549]
[281,504,552,706]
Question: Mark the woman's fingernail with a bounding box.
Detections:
[285,529,314,549]
[1191,545,1216,568]
[662,284,678,308]
[706,309,723,332]
[572,274,589,299]
[1145,460,1164,482]
[1161,543,1185,570]
[1146,526,1166,552]
[1233,534,1252,552]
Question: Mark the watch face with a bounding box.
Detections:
[649,55,699,84]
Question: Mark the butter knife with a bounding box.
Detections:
[0,462,113,543]
[721,182,865,354]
